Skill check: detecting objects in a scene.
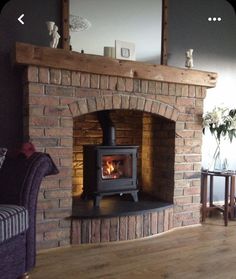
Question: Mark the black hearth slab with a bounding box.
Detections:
[72,198,173,219]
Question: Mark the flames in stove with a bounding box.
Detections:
[101,155,132,180]
[102,157,123,179]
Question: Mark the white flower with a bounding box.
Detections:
[202,106,236,142]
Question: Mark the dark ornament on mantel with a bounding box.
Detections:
[226,0,236,13]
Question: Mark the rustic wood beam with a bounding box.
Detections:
[13,42,217,88]
[161,0,168,65]
[61,0,70,50]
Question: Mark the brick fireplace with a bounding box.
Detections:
[14,42,217,250]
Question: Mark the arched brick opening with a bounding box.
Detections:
[69,95,178,206]
[68,94,179,122]
[72,109,176,203]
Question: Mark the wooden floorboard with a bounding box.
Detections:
[31,217,236,279]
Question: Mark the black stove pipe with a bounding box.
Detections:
[97,110,116,146]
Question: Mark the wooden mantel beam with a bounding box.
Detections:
[13,42,217,88]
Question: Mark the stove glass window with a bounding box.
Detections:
[101,154,132,180]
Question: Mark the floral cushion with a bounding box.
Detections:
[0,148,7,169]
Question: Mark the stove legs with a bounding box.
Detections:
[94,190,139,207]
[131,191,138,202]
[94,195,102,207]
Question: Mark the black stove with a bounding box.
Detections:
[82,110,139,207]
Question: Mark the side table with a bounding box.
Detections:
[201,170,236,226]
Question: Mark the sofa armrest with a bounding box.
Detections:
[0,152,58,206]
[0,152,59,271]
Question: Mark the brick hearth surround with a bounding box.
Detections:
[15,43,217,250]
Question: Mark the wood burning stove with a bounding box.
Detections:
[83,145,138,206]
[82,110,139,206]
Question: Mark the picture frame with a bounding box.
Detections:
[115,40,136,61]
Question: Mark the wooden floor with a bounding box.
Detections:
[31,217,236,279]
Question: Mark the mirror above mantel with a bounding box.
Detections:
[69,0,163,64]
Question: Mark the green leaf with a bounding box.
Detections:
[229,109,236,117]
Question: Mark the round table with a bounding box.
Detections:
[201,170,236,226]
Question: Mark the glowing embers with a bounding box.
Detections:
[102,154,132,180]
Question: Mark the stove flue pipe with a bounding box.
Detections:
[97,110,116,146]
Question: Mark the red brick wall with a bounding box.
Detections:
[142,113,175,202]
[23,65,206,250]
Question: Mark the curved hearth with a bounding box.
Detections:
[72,196,173,244]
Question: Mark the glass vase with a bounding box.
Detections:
[210,137,228,171]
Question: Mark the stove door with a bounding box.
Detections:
[101,154,132,180]
[97,148,138,192]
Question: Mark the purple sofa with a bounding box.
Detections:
[0,152,59,279]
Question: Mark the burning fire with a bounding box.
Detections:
[102,160,121,179]
[106,161,115,175]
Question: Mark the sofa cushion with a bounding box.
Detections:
[0,205,29,243]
